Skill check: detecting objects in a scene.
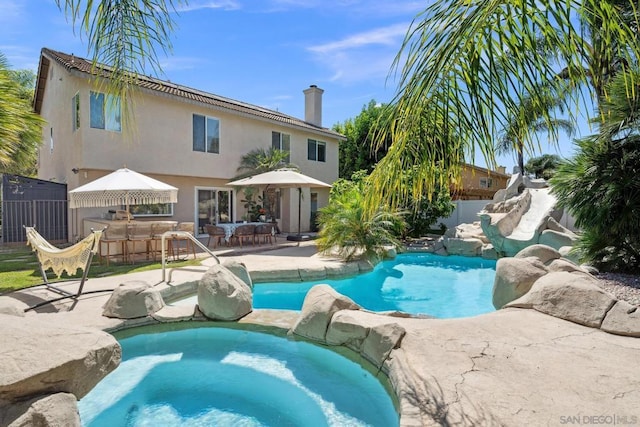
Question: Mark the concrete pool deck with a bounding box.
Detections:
[5,241,640,426]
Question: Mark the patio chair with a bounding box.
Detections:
[231,224,256,247]
[254,223,275,245]
[205,224,226,248]
[99,222,129,266]
[127,222,153,264]
[24,225,109,311]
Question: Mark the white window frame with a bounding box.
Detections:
[272,131,291,162]
[307,139,326,162]
[193,114,221,154]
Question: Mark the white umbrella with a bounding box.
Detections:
[226,168,332,188]
[68,168,178,213]
[226,169,331,240]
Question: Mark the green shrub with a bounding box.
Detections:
[316,172,405,261]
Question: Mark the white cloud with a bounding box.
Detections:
[308,23,409,55]
[159,55,208,72]
[0,45,39,70]
[267,0,424,17]
[176,0,242,12]
[306,23,409,84]
[0,0,24,23]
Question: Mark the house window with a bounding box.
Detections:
[272,131,291,162]
[307,139,326,162]
[480,178,493,188]
[128,203,174,217]
[193,114,220,154]
[72,92,80,131]
[90,91,121,131]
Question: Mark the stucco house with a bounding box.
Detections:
[452,164,510,200]
[33,48,344,241]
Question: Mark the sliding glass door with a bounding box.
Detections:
[196,188,233,234]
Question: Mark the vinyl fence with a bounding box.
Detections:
[437,199,577,232]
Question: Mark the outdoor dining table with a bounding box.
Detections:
[216,222,274,242]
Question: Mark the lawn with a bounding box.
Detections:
[0,246,202,294]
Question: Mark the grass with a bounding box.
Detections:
[0,246,202,294]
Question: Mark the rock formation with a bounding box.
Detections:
[197,264,253,320]
[493,245,640,337]
[291,285,406,369]
[0,314,121,424]
[102,280,165,319]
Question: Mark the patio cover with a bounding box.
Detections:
[68,168,178,209]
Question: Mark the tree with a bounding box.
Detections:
[316,171,405,261]
[401,167,454,238]
[233,147,298,179]
[333,100,393,178]
[233,147,297,220]
[496,87,574,174]
[551,69,640,272]
[0,53,44,176]
[367,0,640,212]
[525,154,563,179]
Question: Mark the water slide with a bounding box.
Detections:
[479,175,563,256]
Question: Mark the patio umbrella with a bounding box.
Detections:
[68,168,178,214]
[226,168,331,241]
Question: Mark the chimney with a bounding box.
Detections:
[497,166,506,175]
[303,85,323,127]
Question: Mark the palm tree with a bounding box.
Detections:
[317,174,404,261]
[496,87,575,174]
[0,53,44,175]
[55,0,185,128]
[525,154,563,179]
[233,147,298,221]
[368,0,639,209]
[233,147,298,180]
[551,69,640,271]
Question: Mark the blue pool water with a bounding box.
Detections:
[252,253,496,318]
[79,327,398,426]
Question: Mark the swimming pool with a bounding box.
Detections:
[79,325,399,426]
[177,253,497,318]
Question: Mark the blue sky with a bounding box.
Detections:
[0,0,586,173]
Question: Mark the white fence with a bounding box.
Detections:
[436,200,488,230]
[436,199,578,232]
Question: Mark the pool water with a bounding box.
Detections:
[79,327,398,427]
[253,253,496,318]
[177,253,496,318]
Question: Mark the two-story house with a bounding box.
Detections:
[33,48,344,240]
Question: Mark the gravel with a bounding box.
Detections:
[595,272,640,306]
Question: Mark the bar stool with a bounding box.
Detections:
[172,222,196,260]
[150,222,176,261]
[99,222,129,265]
[127,222,153,264]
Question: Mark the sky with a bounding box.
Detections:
[0,0,587,173]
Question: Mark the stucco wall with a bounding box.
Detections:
[37,59,340,239]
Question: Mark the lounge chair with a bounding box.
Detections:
[23,226,108,311]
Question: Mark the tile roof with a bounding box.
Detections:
[39,48,345,140]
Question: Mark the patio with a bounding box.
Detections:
[2,241,639,426]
